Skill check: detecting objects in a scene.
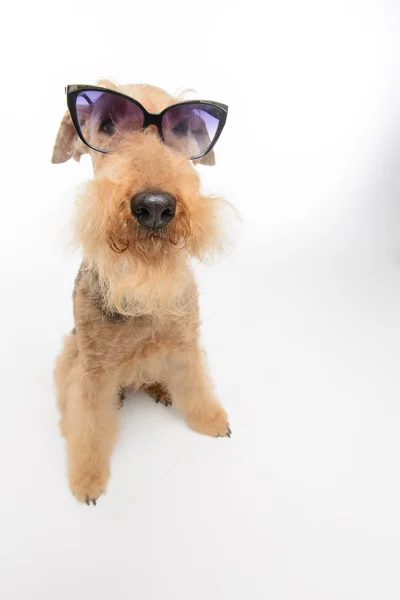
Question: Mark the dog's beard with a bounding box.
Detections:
[88,248,195,318]
[75,180,232,317]
[131,224,188,258]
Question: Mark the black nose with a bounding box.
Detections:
[131,191,176,229]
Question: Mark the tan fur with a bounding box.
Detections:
[53,81,231,504]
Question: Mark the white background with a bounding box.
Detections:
[1,1,400,598]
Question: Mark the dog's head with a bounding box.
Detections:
[52,81,230,315]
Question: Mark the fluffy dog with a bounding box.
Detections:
[52,80,231,504]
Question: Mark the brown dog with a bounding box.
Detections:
[52,80,231,504]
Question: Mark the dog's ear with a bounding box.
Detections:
[51,80,117,164]
[194,149,215,166]
[51,111,87,164]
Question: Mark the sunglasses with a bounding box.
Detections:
[65,85,228,161]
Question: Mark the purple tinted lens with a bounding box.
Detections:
[75,90,145,151]
[161,103,221,159]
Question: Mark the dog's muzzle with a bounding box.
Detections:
[131,191,176,229]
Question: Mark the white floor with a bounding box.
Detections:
[2,1,400,598]
[2,216,400,599]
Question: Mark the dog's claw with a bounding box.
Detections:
[227,428,232,437]
[145,384,172,407]
[154,397,171,406]
[118,388,125,409]
[85,496,98,506]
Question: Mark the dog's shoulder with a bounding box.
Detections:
[73,262,124,322]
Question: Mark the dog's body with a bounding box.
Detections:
[53,81,230,503]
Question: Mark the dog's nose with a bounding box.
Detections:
[131,191,176,229]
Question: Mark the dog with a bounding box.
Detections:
[52,80,231,504]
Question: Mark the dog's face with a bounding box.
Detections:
[52,81,228,314]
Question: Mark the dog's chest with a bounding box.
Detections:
[73,266,199,368]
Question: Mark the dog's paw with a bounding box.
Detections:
[69,466,110,505]
[188,405,231,438]
[145,383,172,407]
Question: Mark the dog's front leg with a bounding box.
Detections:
[65,365,119,504]
[166,344,231,437]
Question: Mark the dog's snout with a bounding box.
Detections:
[131,191,176,229]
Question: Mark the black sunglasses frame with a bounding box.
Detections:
[65,84,228,161]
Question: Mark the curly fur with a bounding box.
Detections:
[53,81,232,504]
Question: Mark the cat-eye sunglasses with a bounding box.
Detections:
[65,85,228,161]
